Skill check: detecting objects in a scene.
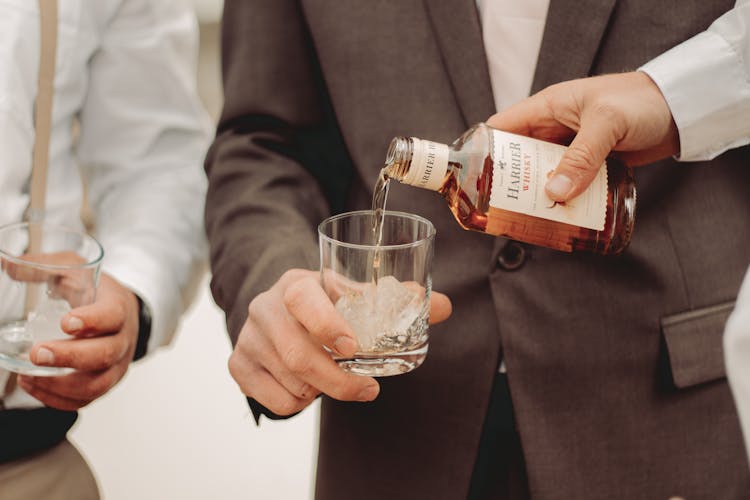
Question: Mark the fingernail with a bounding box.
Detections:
[357,384,380,401]
[35,347,55,365]
[333,336,358,357]
[64,316,84,333]
[546,174,574,200]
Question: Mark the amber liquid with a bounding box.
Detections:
[370,169,391,280]
[439,155,635,254]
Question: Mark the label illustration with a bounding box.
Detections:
[488,130,607,231]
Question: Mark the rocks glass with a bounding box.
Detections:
[318,210,435,377]
[0,222,103,376]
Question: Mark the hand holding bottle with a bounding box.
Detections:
[486,71,679,202]
[228,269,452,416]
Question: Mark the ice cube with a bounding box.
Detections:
[335,276,424,352]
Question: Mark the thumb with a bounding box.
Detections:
[545,114,620,202]
[428,291,452,325]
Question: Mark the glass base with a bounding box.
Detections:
[0,321,74,377]
[336,343,428,377]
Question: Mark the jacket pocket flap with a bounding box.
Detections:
[661,301,735,389]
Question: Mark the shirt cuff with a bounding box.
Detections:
[639,30,750,162]
[133,295,152,361]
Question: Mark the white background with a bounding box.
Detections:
[71,279,319,500]
[70,2,321,499]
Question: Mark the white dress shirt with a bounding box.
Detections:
[640,0,750,161]
[0,0,211,408]
[478,0,551,113]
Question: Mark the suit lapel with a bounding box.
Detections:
[423,0,495,126]
[531,0,617,92]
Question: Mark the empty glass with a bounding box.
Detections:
[0,222,103,376]
[318,210,435,377]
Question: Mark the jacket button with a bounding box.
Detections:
[497,241,526,271]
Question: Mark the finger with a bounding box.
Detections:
[17,376,90,411]
[282,276,358,357]
[234,314,319,400]
[429,291,452,325]
[2,259,53,283]
[272,335,380,402]
[62,286,126,336]
[2,252,86,283]
[545,110,622,202]
[43,269,96,307]
[252,299,380,401]
[228,350,315,416]
[30,334,129,371]
[486,94,575,144]
[17,364,120,402]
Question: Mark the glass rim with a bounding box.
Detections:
[318,210,435,250]
[0,221,104,270]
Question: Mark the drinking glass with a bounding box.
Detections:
[0,222,103,376]
[318,210,435,376]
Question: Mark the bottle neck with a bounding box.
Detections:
[384,137,414,181]
[385,137,449,191]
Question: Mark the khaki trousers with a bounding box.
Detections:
[0,440,99,500]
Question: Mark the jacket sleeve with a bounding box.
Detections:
[205,0,353,345]
[639,0,750,161]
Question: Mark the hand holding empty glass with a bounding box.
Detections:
[0,222,102,376]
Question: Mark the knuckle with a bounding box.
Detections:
[282,277,315,313]
[267,396,302,417]
[57,349,79,369]
[294,383,318,400]
[282,345,312,376]
[227,351,244,382]
[99,344,118,367]
[247,292,269,320]
[115,301,127,324]
[564,142,599,173]
[327,378,363,401]
[227,351,259,397]
[590,101,620,122]
[83,377,109,399]
[95,299,126,331]
[589,101,628,139]
[279,269,307,287]
[306,315,339,342]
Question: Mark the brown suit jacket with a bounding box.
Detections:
[205,1,750,498]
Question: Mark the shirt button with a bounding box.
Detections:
[497,241,526,271]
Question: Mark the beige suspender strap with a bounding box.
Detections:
[1,0,58,401]
[23,0,58,315]
[30,0,58,228]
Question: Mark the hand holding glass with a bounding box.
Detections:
[0,222,103,376]
[318,210,435,377]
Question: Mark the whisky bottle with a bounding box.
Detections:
[383,123,636,255]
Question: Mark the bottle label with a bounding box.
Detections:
[403,138,449,191]
[488,130,607,231]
